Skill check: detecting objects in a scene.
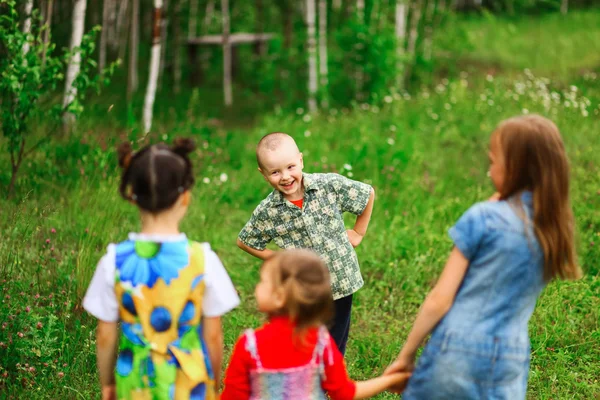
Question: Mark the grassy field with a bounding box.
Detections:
[1,10,599,400]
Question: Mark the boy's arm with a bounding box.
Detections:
[96,321,118,393]
[236,238,275,261]
[347,188,375,247]
[203,316,224,387]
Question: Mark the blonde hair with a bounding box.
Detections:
[264,250,333,331]
[492,115,581,281]
[256,132,298,169]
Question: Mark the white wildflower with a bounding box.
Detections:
[219,173,228,183]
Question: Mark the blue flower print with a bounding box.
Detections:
[115,240,190,288]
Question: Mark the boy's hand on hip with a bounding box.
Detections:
[346,229,364,247]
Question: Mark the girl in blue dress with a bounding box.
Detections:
[386,115,581,399]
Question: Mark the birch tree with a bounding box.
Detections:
[222,0,232,106]
[142,0,163,133]
[306,0,318,112]
[395,0,407,89]
[63,0,88,126]
[116,0,130,61]
[41,0,54,68]
[188,0,198,38]
[99,0,109,72]
[404,0,423,85]
[318,0,328,108]
[173,0,183,93]
[355,0,365,100]
[422,0,436,61]
[158,0,170,89]
[22,0,34,56]
[561,0,568,14]
[128,0,140,98]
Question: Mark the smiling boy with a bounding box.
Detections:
[237,132,375,354]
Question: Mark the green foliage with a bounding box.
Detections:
[0,0,118,196]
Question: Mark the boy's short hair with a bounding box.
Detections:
[256,132,297,169]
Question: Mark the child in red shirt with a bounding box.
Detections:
[221,249,409,400]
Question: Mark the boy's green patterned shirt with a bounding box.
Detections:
[238,173,372,300]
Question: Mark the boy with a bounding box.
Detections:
[237,132,375,355]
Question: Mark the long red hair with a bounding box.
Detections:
[493,115,581,281]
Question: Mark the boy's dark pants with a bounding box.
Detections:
[329,294,353,355]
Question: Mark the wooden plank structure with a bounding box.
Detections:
[186,0,275,107]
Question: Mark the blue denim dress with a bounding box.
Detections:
[403,192,545,400]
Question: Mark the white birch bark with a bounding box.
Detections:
[395,0,407,89]
[63,0,87,115]
[143,0,163,133]
[318,0,328,108]
[99,0,109,72]
[188,0,198,38]
[222,0,232,106]
[41,0,54,68]
[128,0,140,97]
[561,0,568,14]
[306,0,318,112]
[158,0,170,90]
[356,0,365,22]
[22,0,34,56]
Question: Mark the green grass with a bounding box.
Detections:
[436,10,600,79]
[1,10,600,400]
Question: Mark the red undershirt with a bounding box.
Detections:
[221,317,356,400]
[290,198,304,209]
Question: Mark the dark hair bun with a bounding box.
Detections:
[117,142,133,169]
[171,138,196,157]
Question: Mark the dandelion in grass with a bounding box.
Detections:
[220,173,228,183]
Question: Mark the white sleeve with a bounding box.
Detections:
[82,245,119,322]
[202,243,241,318]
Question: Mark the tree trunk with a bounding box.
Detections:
[99,0,109,72]
[333,0,342,10]
[116,0,130,61]
[128,0,140,98]
[395,0,407,89]
[108,0,118,50]
[355,0,365,100]
[318,0,328,108]
[22,0,34,56]
[41,0,54,68]
[404,0,423,86]
[143,0,163,133]
[222,0,232,106]
[173,0,183,93]
[306,0,318,112]
[63,0,88,126]
[158,0,170,90]
[422,0,436,61]
[282,1,293,48]
[188,0,198,38]
[561,0,568,14]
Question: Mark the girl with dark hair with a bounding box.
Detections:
[83,139,240,400]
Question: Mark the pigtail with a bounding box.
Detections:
[171,138,196,157]
[117,142,134,169]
